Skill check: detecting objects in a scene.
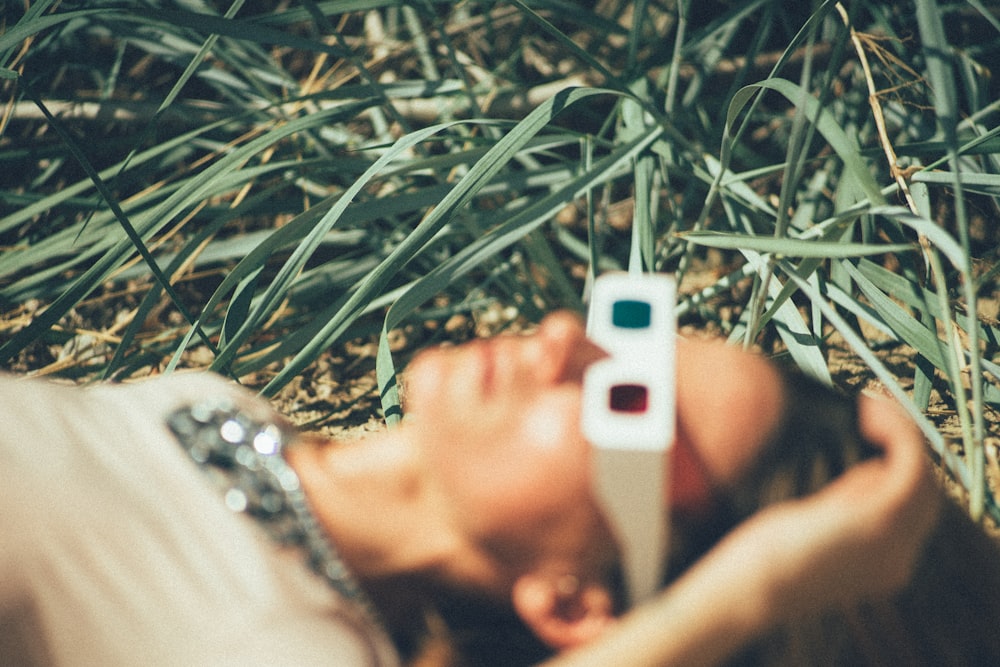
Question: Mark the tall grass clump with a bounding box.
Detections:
[1,1,998,519]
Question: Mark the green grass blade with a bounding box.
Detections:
[679,230,912,258]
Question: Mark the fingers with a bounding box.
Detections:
[765,395,941,611]
[857,395,933,496]
[849,396,940,543]
[853,395,942,585]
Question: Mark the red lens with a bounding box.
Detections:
[609,384,648,412]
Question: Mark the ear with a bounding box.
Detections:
[511,573,616,650]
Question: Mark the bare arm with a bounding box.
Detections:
[546,395,940,667]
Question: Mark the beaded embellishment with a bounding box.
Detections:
[166,397,378,622]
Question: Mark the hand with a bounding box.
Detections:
[716,393,941,622]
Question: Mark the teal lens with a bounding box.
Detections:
[612,300,651,328]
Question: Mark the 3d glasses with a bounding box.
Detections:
[582,272,675,606]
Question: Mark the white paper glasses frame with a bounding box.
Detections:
[582,272,676,606]
[582,272,676,452]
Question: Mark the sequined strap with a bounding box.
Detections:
[166,397,379,622]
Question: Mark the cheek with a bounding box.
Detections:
[508,396,592,507]
[442,394,592,536]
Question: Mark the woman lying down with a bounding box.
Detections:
[1,311,995,666]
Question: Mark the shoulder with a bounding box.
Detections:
[0,371,267,459]
[0,371,278,514]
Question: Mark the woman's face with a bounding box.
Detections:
[400,310,785,584]
[403,311,611,574]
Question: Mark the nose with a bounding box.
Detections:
[534,310,608,384]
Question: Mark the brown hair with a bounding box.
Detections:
[377,576,555,667]
[395,551,627,667]
[671,368,1000,666]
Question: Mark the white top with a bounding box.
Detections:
[0,373,398,667]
